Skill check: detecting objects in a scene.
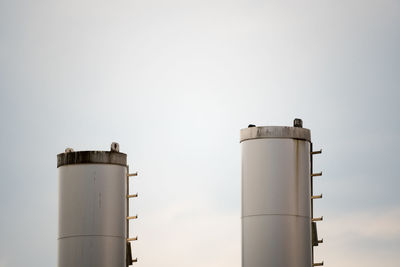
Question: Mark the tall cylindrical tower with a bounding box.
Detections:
[57,145,131,267]
[240,120,312,267]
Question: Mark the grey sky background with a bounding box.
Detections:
[1,0,399,266]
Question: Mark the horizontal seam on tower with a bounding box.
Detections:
[242,214,310,219]
[58,234,124,240]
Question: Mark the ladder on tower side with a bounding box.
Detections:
[311,145,324,267]
[126,166,139,266]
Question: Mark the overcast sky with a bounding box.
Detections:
[1,0,399,266]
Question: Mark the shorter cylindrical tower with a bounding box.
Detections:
[240,121,312,267]
[57,147,128,267]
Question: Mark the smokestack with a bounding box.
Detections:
[57,143,138,267]
[240,119,323,267]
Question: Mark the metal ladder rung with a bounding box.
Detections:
[311,172,322,177]
[127,236,138,242]
[311,194,323,199]
[312,216,323,222]
[311,149,322,155]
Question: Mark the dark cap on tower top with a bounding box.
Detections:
[240,119,310,143]
[293,118,303,128]
[57,142,127,168]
